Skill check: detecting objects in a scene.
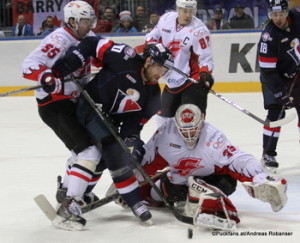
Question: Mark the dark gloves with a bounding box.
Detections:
[274,91,294,109]
[39,70,63,94]
[199,72,214,90]
[124,136,145,163]
[52,46,86,78]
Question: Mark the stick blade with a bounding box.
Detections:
[267,112,296,128]
[34,194,57,221]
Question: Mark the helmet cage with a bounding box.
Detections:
[175,104,204,150]
[144,43,174,70]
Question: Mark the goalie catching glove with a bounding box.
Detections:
[185,176,239,231]
[243,173,288,212]
[39,69,63,94]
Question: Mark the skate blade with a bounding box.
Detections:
[141,218,154,226]
[264,165,277,174]
[52,215,85,231]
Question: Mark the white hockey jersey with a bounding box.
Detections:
[142,118,264,185]
[22,27,95,105]
[145,12,214,88]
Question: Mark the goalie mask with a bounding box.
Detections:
[175,104,204,150]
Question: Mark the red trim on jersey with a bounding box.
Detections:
[165,81,193,94]
[90,176,101,182]
[263,125,281,132]
[214,165,253,182]
[114,175,137,189]
[37,95,76,107]
[69,171,91,182]
[140,117,149,125]
[96,40,114,65]
[189,51,200,80]
[63,27,81,41]
[199,66,211,74]
[143,152,169,176]
[258,56,278,63]
[23,65,47,81]
[135,44,146,54]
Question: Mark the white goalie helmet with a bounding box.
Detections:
[175,104,204,150]
[64,0,96,28]
[176,0,197,9]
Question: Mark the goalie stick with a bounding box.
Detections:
[70,75,194,225]
[34,168,170,221]
[165,65,296,128]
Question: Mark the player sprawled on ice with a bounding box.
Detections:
[134,104,287,231]
[144,0,214,126]
[22,0,106,230]
[258,0,300,172]
[46,41,174,230]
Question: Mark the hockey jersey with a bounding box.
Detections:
[258,8,300,94]
[52,36,161,139]
[145,11,214,88]
[22,27,95,105]
[142,118,264,185]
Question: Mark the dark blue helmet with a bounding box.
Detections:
[143,43,174,69]
[269,0,289,12]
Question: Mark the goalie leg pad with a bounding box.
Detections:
[243,177,287,212]
[185,177,240,231]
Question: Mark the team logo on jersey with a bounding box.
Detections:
[124,47,136,60]
[173,157,204,176]
[262,32,272,42]
[110,89,141,114]
[287,38,300,67]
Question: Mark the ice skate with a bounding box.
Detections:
[261,154,278,173]
[131,201,153,225]
[52,197,86,231]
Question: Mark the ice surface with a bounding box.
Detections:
[0,93,299,243]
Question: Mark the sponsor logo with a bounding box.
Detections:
[162,28,171,33]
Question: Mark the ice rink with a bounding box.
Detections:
[0,93,299,243]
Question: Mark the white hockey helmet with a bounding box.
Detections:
[175,104,204,150]
[176,0,197,9]
[64,1,96,28]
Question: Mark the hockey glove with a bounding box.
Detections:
[52,46,87,78]
[39,69,63,94]
[199,72,214,90]
[124,136,145,163]
[274,91,294,109]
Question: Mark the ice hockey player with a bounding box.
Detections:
[139,104,288,230]
[22,0,104,230]
[48,40,174,230]
[145,0,214,125]
[258,0,300,171]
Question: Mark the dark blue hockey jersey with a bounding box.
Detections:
[258,8,300,94]
[52,36,161,139]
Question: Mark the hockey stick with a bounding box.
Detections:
[34,169,170,221]
[70,75,194,225]
[0,73,96,98]
[0,85,43,97]
[166,66,295,128]
[81,167,170,213]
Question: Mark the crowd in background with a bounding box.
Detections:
[0,0,290,38]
